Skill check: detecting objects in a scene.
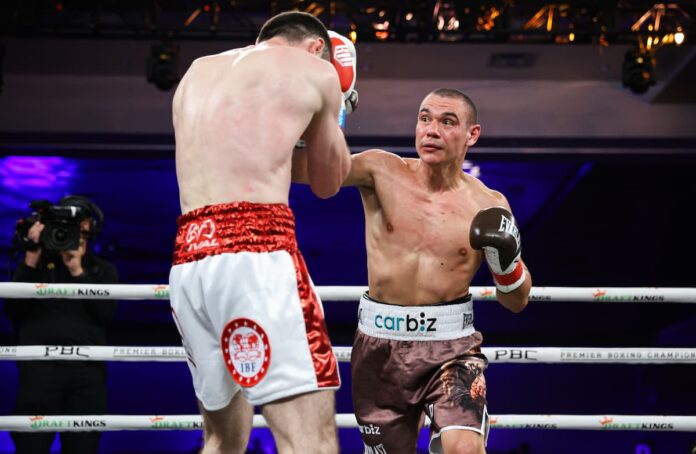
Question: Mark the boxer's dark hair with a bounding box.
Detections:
[429,88,478,125]
[257,12,331,61]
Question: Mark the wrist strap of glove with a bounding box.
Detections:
[492,260,526,294]
[338,104,346,129]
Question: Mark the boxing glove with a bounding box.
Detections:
[328,31,358,115]
[470,207,526,293]
[296,32,357,147]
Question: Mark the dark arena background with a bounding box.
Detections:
[1,1,696,453]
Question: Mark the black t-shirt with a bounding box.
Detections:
[4,253,118,346]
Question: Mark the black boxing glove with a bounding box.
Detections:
[469,206,526,293]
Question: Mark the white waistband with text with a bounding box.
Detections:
[357,294,475,341]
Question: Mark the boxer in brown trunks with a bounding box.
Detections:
[295,87,532,453]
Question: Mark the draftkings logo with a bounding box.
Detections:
[29,416,106,430]
[592,289,665,303]
[478,288,496,300]
[34,283,110,297]
[152,285,169,299]
[149,416,203,430]
[599,416,673,431]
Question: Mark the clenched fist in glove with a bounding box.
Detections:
[295,31,358,148]
[328,31,358,115]
[470,206,526,293]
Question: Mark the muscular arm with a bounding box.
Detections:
[302,66,351,199]
[293,147,383,189]
[341,149,381,187]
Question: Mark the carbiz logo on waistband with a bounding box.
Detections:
[374,312,436,332]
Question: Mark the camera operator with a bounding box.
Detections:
[4,195,118,454]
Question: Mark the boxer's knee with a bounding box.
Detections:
[440,428,485,454]
[199,392,253,454]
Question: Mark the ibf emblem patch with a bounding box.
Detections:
[221,318,271,387]
[184,218,220,253]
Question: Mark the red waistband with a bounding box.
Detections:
[172,202,297,265]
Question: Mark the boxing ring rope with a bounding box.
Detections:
[2,345,696,364]
[2,282,696,303]
[1,282,694,434]
[2,414,696,432]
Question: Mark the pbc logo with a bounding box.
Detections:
[222,318,271,388]
[44,346,89,358]
[185,219,220,252]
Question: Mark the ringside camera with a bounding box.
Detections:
[14,200,89,252]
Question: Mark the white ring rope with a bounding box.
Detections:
[2,286,694,436]
[1,414,695,432]
[1,345,695,364]
[2,282,696,303]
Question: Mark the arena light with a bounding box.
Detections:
[183,6,202,27]
[523,3,576,44]
[524,4,566,33]
[622,47,655,95]
[303,2,325,17]
[393,2,433,42]
[631,3,691,51]
[434,0,462,41]
[477,6,502,32]
[146,42,180,91]
[372,9,391,41]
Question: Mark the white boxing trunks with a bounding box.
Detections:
[169,202,340,409]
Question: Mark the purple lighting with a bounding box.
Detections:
[0,156,75,190]
[0,157,77,210]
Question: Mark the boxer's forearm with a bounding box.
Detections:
[496,262,531,313]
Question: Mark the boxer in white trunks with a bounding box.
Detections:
[169,11,357,454]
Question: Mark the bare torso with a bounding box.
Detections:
[173,44,326,213]
[360,152,505,306]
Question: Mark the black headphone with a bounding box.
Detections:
[58,195,104,240]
